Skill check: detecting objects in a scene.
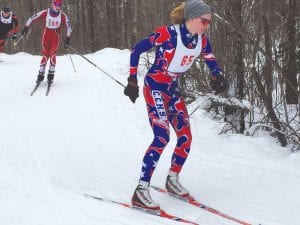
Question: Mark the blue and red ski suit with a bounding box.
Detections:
[130,23,222,183]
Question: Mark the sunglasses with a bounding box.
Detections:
[53,3,62,7]
[199,17,211,26]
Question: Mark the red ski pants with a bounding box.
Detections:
[40,30,60,72]
[0,39,5,52]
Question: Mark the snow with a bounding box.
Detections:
[0,49,300,225]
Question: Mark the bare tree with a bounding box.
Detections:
[1,0,299,150]
[284,0,298,104]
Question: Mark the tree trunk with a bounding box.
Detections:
[284,0,298,104]
[225,0,245,134]
[251,66,287,147]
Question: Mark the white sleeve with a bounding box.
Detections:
[25,10,47,27]
[63,13,72,37]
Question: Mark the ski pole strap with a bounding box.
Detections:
[69,46,125,88]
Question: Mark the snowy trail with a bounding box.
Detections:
[0,50,299,225]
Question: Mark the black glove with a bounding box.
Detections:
[64,37,70,49]
[210,73,227,94]
[11,34,17,40]
[22,27,29,36]
[124,76,139,103]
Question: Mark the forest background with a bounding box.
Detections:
[1,0,300,150]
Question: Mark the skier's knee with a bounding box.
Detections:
[152,130,170,148]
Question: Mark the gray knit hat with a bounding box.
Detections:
[184,0,211,20]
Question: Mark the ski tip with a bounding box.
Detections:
[84,193,105,201]
[83,193,93,198]
[84,193,96,198]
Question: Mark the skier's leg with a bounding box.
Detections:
[132,84,170,210]
[165,95,193,197]
[36,54,48,83]
[139,86,170,184]
[39,54,49,74]
[0,39,5,53]
[0,39,5,62]
[47,33,59,84]
[168,96,192,174]
[37,34,50,82]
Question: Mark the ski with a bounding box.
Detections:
[30,82,42,96]
[151,186,252,225]
[45,83,52,96]
[84,194,199,225]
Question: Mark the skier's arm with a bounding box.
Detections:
[25,10,47,28]
[11,14,19,33]
[62,13,72,37]
[130,26,172,78]
[200,34,223,77]
[201,34,227,94]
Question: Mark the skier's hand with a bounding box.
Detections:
[64,37,70,49]
[210,72,227,95]
[124,76,139,103]
[22,27,29,36]
[11,34,17,40]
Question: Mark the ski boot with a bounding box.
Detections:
[131,184,160,211]
[47,71,54,85]
[36,71,45,84]
[165,174,194,200]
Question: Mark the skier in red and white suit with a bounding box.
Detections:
[22,0,72,84]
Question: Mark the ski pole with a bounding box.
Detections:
[69,46,125,88]
[13,29,31,47]
[13,34,25,46]
[67,49,76,73]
